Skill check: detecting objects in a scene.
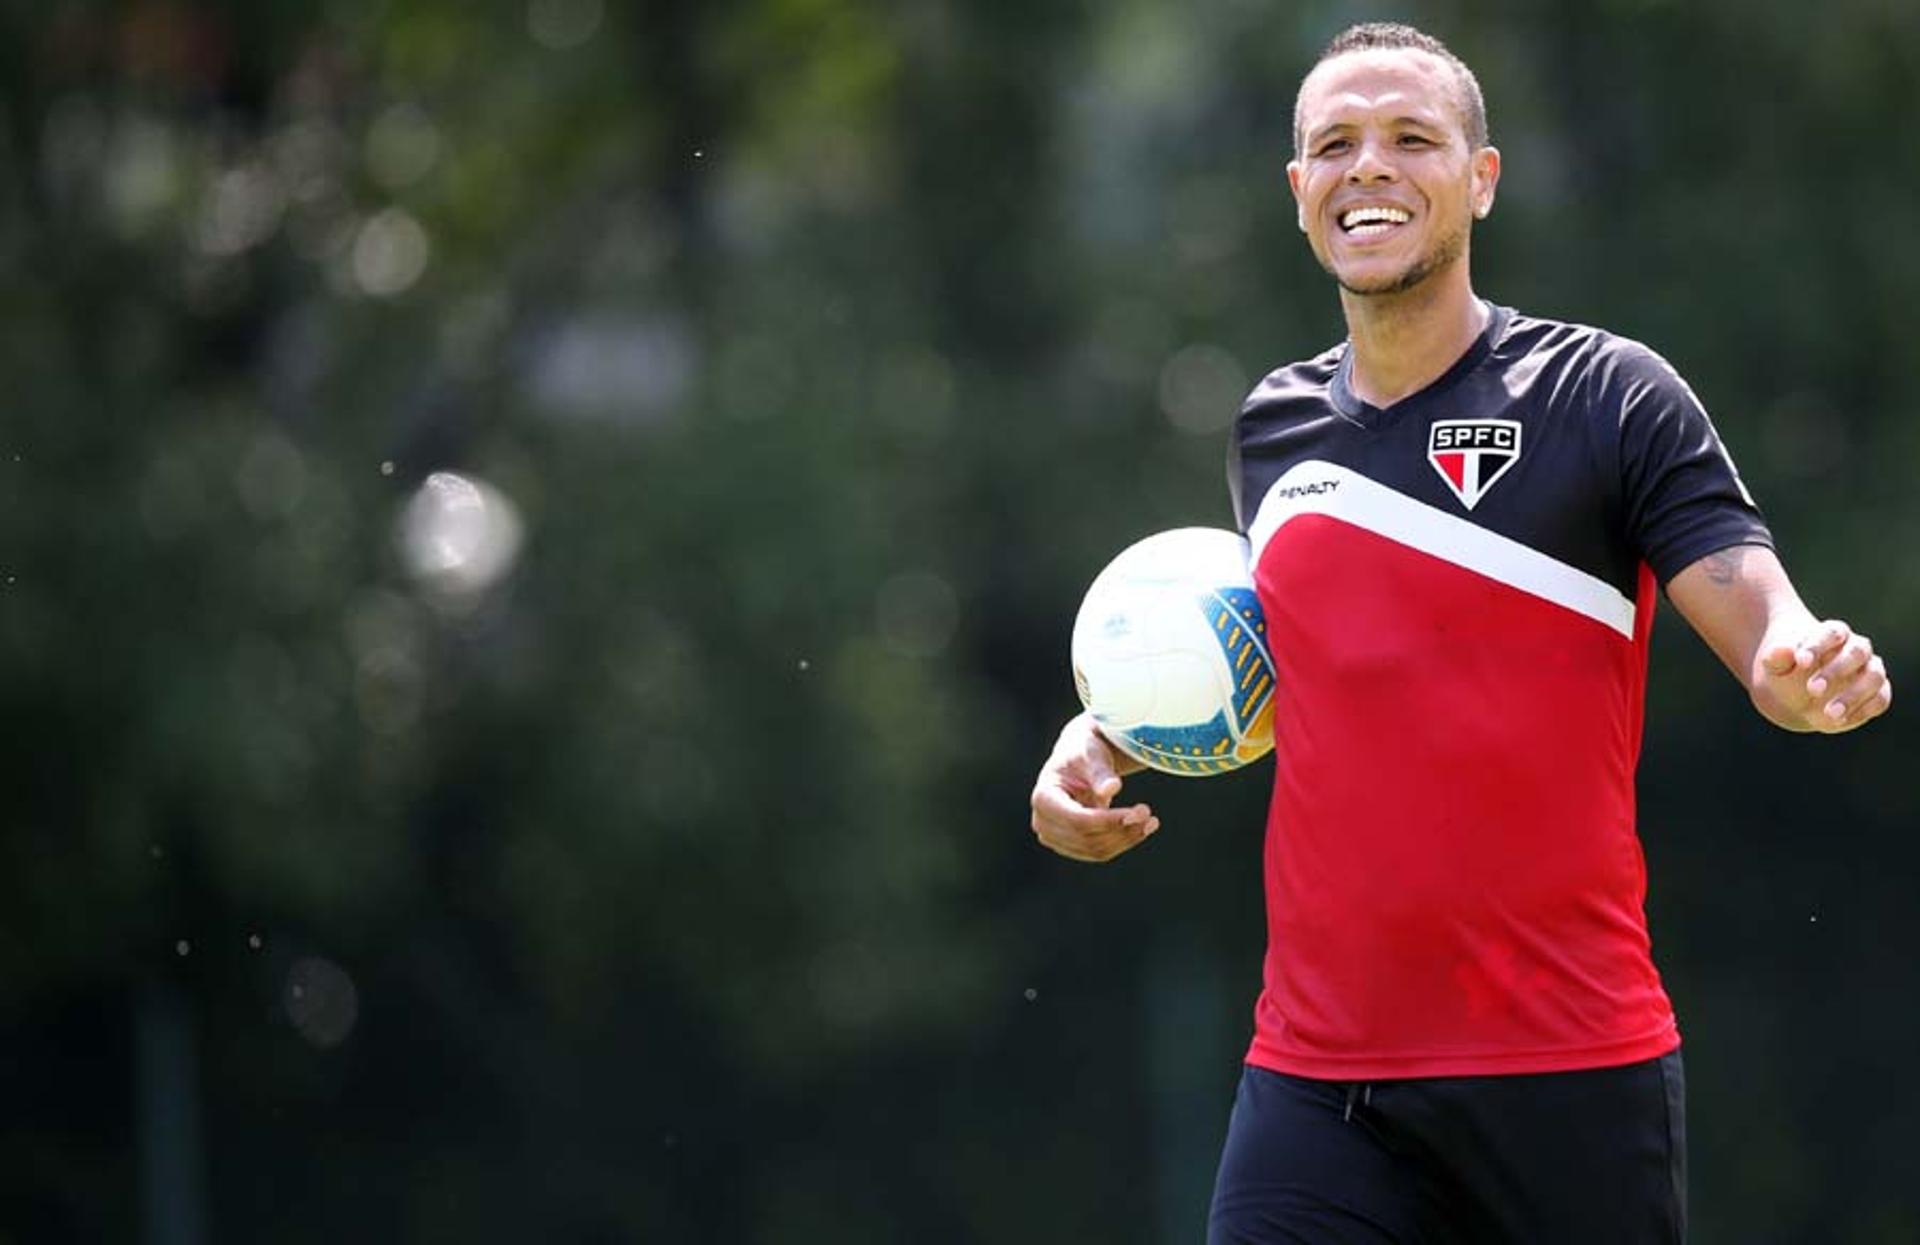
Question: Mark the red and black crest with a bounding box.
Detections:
[1428,419,1522,510]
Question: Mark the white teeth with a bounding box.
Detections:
[1340,206,1410,231]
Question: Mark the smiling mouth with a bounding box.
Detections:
[1339,206,1411,238]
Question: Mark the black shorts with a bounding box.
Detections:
[1207,1050,1686,1244]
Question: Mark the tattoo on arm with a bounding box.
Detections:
[1703,547,1746,586]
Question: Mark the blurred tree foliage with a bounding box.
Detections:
[0,0,1915,1241]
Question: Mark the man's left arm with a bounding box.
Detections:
[1667,543,1893,733]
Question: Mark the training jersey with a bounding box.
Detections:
[1228,303,1771,1081]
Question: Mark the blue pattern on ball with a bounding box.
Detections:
[1124,711,1239,775]
[1205,586,1275,734]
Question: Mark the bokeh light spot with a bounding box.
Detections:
[396,471,525,598]
[1158,343,1247,434]
[284,957,360,1049]
[352,207,431,297]
[530,314,694,424]
[194,165,286,256]
[365,103,443,190]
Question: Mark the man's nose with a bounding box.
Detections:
[1346,138,1397,183]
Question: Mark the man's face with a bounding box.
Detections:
[1287,49,1499,298]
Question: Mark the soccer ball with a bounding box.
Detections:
[1070,527,1276,776]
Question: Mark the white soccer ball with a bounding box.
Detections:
[1070,527,1276,776]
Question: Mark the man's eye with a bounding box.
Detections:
[1315,139,1350,156]
[1398,134,1433,147]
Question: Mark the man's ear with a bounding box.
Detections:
[1286,160,1307,233]
[1471,145,1501,220]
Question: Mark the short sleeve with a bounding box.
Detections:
[1607,341,1773,585]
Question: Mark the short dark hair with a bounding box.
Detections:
[1293,23,1488,158]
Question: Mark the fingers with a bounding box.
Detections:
[1039,818,1159,863]
[1801,620,1852,669]
[1803,631,1887,727]
[1821,652,1892,730]
[1029,781,1159,862]
[1807,632,1871,700]
[1764,619,1852,681]
[1840,661,1892,726]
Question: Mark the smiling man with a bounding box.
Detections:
[1028,21,1892,1244]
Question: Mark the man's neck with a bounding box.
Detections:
[1338,266,1488,409]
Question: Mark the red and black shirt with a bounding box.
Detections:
[1230,303,1770,1080]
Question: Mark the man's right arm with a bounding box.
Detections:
[1028,713,1159,863]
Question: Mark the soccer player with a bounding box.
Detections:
[1028,22,1892,1244]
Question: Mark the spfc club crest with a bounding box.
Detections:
[1428,419,1522,510]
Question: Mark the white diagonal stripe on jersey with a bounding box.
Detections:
[1248,461,1637,639]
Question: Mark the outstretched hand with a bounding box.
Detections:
[1029,714,1157,862]
[1752,619,1892,733]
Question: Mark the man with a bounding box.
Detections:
[1028,22,1892,1244]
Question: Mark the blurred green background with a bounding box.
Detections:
[2,0,1915,1241]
